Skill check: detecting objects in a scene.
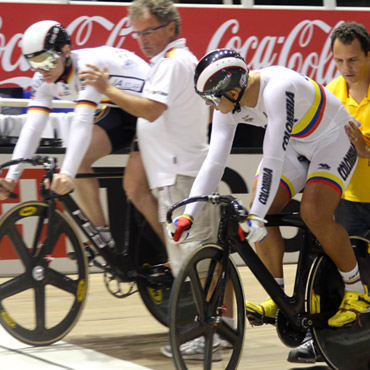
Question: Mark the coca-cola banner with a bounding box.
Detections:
[1,2,370,90]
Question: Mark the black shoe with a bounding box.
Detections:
[287,339,325,363]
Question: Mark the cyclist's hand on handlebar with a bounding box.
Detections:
[44,173,74,195]
[239,215,267,243]
[0,178,15,200]
[167,215,194,243]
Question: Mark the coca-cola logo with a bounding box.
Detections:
[207,19,342,83]
[0,10,345,90]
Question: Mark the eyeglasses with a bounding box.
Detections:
[198,92,223,106]
[25,50,60,71]
[131,23,169,39]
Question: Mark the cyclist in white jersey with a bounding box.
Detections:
[170,49,370,328]
[0,20,150,242]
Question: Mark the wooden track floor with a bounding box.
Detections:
[60,264,330,370]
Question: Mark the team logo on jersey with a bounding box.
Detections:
[318,163,331,170]
[241,115,254,123]
[282,91,295,151]
[338,145,357,181]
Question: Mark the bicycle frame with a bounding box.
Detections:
[56,193,128,280]
[167,194,323,331]
[226,213,320,330]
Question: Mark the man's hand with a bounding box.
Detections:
[167,215,194,243]
[345,120,370,158]
[239,215,267,243]
[80,64,111,95]
[44,173,74,195]
[0,178,15,200]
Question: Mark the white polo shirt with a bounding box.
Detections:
[137,38,209,189]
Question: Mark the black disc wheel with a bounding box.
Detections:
[307,236,370,370]
[169,244,245,370]
[0,201,88,346]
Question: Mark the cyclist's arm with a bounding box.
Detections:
[6,107,51,182]
[184,110,237,218]
[59,99,97,179]
[249,82,293,218]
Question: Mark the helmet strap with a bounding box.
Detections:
[56,54,71,83]
[223,88,245,114]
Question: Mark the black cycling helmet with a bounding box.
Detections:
[22,20,71,70]
[194,49,249,113]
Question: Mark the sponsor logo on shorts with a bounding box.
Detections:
[337,145,357,181]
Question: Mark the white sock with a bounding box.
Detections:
[339,263,364,294]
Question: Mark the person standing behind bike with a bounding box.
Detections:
[0,20,153,244]
[170,48,370,329]
[79,0,223,360]
[288,21,370,364]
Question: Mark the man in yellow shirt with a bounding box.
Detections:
[288,21,370,364]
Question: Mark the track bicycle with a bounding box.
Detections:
[0,155,191,346]
[166,194,370,370]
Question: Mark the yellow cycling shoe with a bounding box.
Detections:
[328,285,370,328]
[245,297,277,326]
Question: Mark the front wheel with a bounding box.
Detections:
[307,236,370,369]
[169,243,245,370]
[0,201,88,346]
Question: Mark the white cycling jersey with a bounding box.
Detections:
[185,66,357,219]
[7,46,149,181]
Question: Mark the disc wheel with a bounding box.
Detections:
[307,236,370,369]
[169,244,245,370]
[0,201,88,346]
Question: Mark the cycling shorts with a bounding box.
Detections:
[94,106,137,152]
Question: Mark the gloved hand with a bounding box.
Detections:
[239,215,267,243]
[167,215,194,242]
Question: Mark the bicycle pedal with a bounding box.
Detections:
[247,313,275,326]
[139,263,173,287]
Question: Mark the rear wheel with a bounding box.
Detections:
[307,236,370,369]
[169,243,245,369]
[0,201,88,346]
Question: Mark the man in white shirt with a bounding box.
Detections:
[79,0,221,359]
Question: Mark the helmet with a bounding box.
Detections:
[194,49,249,112]
[21,20,71,70]
[22,20,71,56]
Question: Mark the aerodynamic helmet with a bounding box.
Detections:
[194,49,249,112]
[21,20,71,71]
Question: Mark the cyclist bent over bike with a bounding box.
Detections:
[170,48,370,328]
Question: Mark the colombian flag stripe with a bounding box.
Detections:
[254,172,295,200]
[292,80,326,138]
[306,171,344,198]
[27,106,51,115]
[280,175,295,200]
[76,100,97,109]
[165,47,176,58]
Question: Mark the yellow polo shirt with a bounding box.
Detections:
[326,76,370,202]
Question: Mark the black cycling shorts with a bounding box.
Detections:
[94,106,137,153]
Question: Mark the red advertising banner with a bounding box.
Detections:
[1,2,370,90]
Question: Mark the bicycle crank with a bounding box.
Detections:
[103,270,138,298]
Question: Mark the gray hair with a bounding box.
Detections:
[129,0,181,37]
